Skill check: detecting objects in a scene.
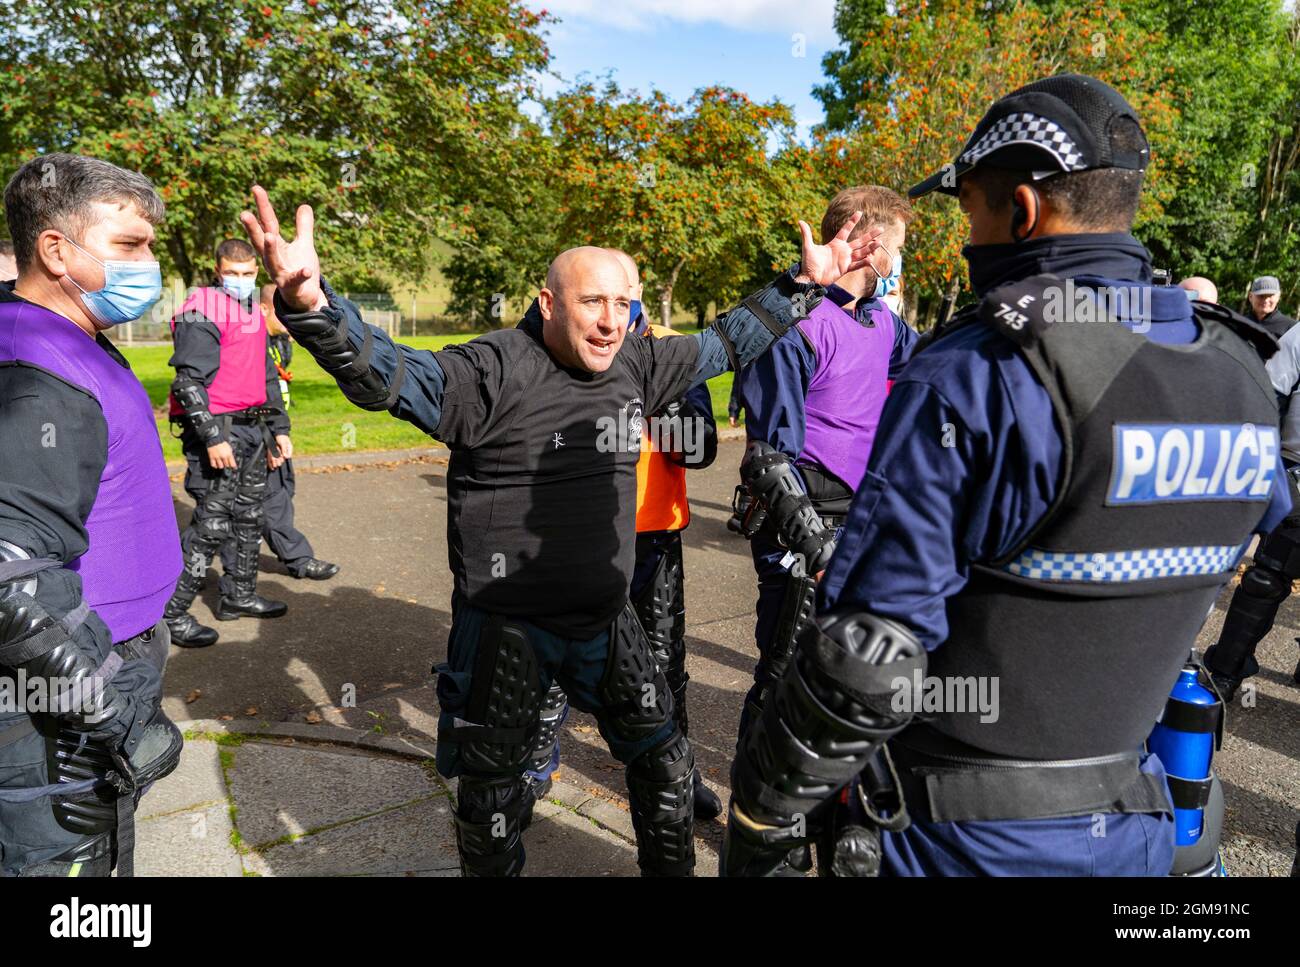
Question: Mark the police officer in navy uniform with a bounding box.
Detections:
[1204,305,1300,699]
[723,74,1291,877]
[239,187,879,875]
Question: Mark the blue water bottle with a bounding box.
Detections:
[1147,655,1223,851]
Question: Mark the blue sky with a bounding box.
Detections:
[524,0,842,141]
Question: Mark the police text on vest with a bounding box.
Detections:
[1109,423,1278,504]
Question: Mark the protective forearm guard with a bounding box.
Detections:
[740,441,836,575]
[274,281,405,412]
[710,269,823,374]
[171,377,223,445]
[732,609,926,828]
[0,543,137,744]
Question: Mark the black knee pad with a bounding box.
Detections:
[1255,521,1300,579]
[598,604,674,745]
[449,618,545,776]
[453,773,527,877]
[193,511,233,546]
[1239,564,1291,602]
[626,728,695,876]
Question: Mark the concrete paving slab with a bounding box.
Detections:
[135,803,244,877]
[243,795,458,877]
[138,734,229,820]
[225,741,442,847]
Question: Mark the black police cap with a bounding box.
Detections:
[909,73,1150,199]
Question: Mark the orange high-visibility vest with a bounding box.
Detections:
[635,324,691,532]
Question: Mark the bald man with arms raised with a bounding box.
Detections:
[241,188,881,877]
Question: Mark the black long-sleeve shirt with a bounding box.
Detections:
[279,272,820,636]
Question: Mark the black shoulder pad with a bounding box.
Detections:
[1192,300,1279,363]
[977,274,1063,346]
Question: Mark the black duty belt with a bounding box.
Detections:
[889,726,1173,824]
[225,406,282,425]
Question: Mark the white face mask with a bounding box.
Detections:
[222,276,256,301]
[64,237,162,326]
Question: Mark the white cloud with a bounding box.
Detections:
[531,0,838,38]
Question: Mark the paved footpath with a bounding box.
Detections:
[137,438,1299,876]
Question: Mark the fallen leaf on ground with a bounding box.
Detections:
[304,711,323,724]
[184,689,202,704]
[244,706,259,716]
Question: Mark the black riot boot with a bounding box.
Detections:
[164,552,219,647]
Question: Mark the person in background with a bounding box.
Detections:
[1245,275,1295,339]
[1178,276,1218,304]
[217,284,339,585]
[162,239,291,647]
[731,185,916,743]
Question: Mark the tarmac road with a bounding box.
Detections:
[159,437,1300,876]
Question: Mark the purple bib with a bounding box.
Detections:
[0,300,182,641]
[797,298,895,491]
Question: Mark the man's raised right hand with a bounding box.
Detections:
[240,185,327,313]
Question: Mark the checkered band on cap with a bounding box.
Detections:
[1002,544,1243,584]
[958,111,1087,172]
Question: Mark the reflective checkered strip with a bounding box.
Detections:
[959,112,1086,171]
[1003,544,1244,583]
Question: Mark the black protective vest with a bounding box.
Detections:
[925,277,1280,759]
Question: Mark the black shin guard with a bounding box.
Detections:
[445,618,544,877]
[453,774,530,878]
[626,728,695,876]
[743,569,817,735]
[1205,563,1291,681]
[598,603,694,874]
[227,440,270,602]
[634,537,689,736]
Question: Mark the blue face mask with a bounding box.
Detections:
[222,276,256,301]
[65,238,162,327]
[873,253,903,300]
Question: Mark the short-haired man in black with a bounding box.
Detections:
[240,186,882,875]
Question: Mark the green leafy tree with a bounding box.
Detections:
[545,80,800,327]
[0,0,551,290]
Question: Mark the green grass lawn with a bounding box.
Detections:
[124,333,740,462]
